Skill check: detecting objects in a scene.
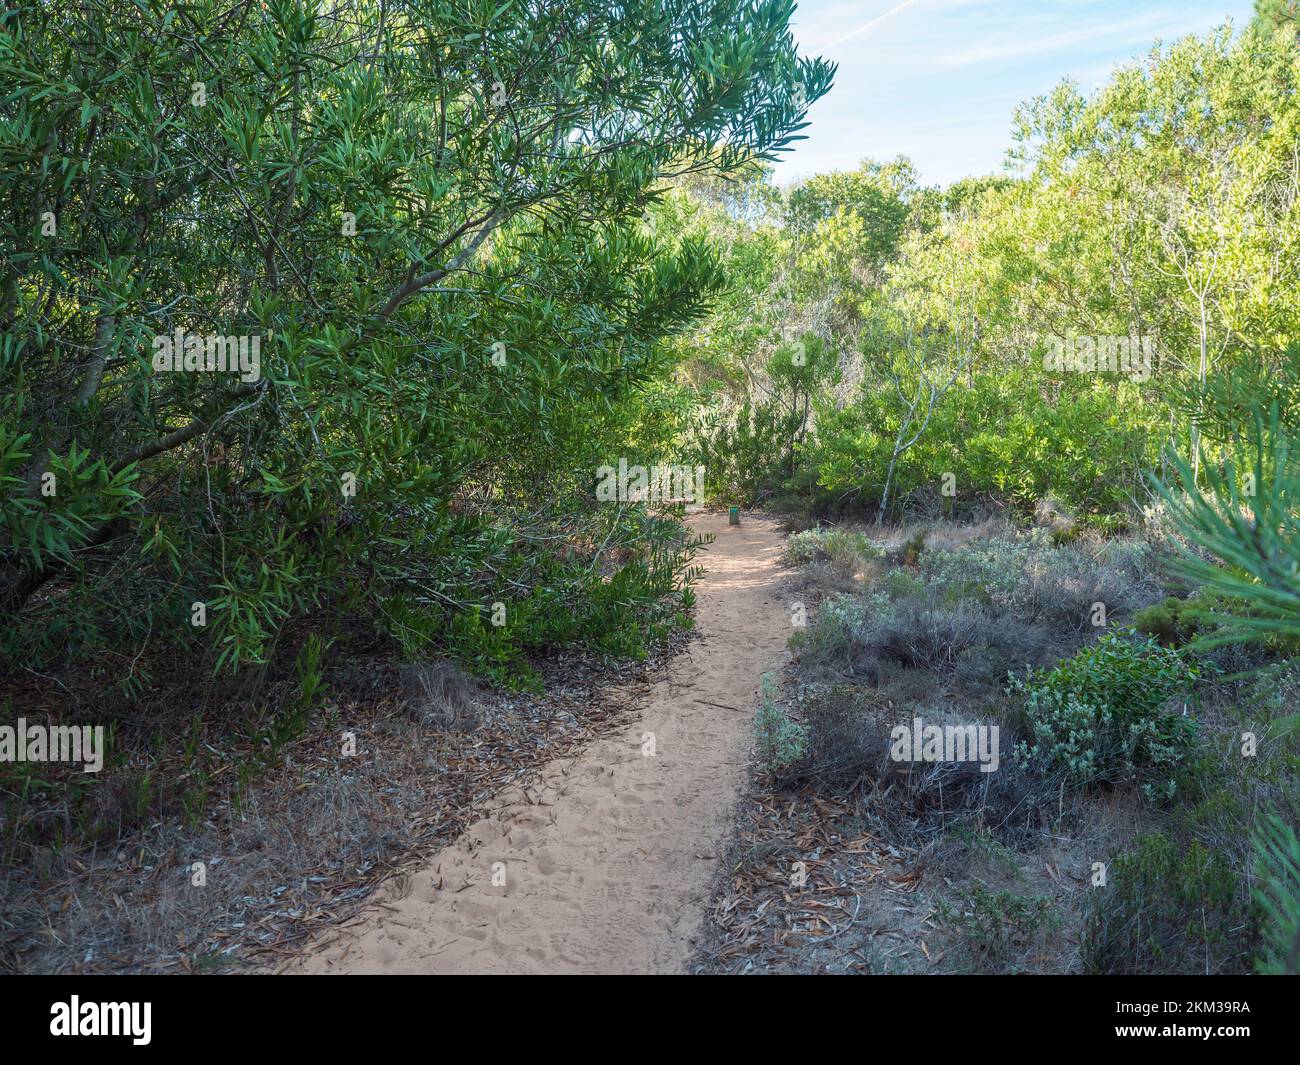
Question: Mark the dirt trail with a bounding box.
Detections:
[287,511,789,974]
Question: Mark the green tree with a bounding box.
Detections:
[1253,0,1300,36]
[1157,407,1300,975]
[0,0,832,679]
[784,156,919,278]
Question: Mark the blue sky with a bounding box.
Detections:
[780,0,1257,188]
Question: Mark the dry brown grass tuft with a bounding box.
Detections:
[1,641,678,974]
[698,516,1294,976]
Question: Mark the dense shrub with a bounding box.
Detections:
[0,0,830,689]
[1009,630,1202,798]
[812,366,1162,523]
[783,527,880,570]
[692,334,840,506]
[793,683,899,787]
[919,533,1160,631]
[876,598,990,670]
[790,592,890,669]
[793,532,1157,682]
[1133,596,1203,647]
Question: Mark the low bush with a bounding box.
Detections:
[1081,832,1252,975]
[795,684,894,787]
[1009,630,1202,799]
[951,621,1058,690]
[933,825,1024,879]
[793,557,1060,683]
[1133,596,1202,647]
[897,530,927,567]
[876,598,989,670]
[790,592,890,669]
[792,589,1008,676]
[783,527,880,572]
[938,884,1061,973]
[754,674,807,779]
[919,533,1161,633]
[883,569,925,601]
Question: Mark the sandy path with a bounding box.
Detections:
[287,511,789,974]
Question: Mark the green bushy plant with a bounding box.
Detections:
[783,528,829,564]
[1157,410,1300,970]
[898,530,927,567]
[782,527,879,569]
[810,365,1161,523]
[293,633,332,713]
[920,541,1027,612]
[0,0,830,689]
[883,569,925,601]
[753,673,806,776]
[1133,596,1203,647]
[1157,409,1300,653]
[790,592,891,667]
[1009,630,1202,797]
[920,535,1157,629]
[693,333,839,506]
[938,884,1060,973]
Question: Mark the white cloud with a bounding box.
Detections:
[780,0,1253,186]
[816,0,927,49]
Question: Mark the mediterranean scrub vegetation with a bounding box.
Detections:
[691,6,1300,976]
[0,0,1297,978]
[0,0,830,971]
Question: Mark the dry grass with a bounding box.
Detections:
[1,641,680,974]
[696,516,1294,976]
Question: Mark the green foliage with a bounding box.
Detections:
[293,632,332,712]
[782,527,879,568]
[1156,409,1300,652]
[1178,348,1300,449]
[753,672,806,776]
[898,530,926,567]
[793,532,1162,686]
[883,568,924,601]
[938,884,1060,972]
[1133,596,1202,647]
[1253,803,1300,974]
[1157,376,1300,980]
[945,825,1024,879]
[784,157,919,278]
[1082,832,1252,975]
[811,364,1160,521]
[789,591,889,668]
[676,22,1300,527]
[692,332,838,504]
[1010,630,1201,797]
[918,533,1155,625]
[1253,0,1300,36]
[693,392,795,504]
[0,0,830,684]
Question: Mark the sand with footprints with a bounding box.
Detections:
[286,511,789,975]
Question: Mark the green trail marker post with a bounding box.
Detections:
[728,507,740,526]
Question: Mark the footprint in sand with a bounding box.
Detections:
[285,513,790,975]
